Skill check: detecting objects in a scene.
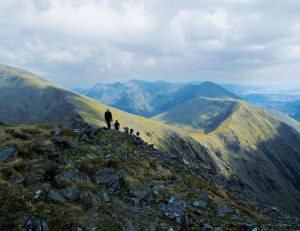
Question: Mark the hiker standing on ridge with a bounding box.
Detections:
[104,109,113,129]
[114,120,120,131]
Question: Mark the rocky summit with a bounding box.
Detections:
[0,123,299,230]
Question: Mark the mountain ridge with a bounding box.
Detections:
[84,80,240,118]
[1,64,300,216]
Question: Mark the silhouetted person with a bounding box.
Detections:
[136,132,140,137]
[105,109,113,129]
[130,128,134,135]
[114,120,120,131]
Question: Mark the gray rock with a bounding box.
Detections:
[192,200,207,209]
[80,156,88,161]
[132,190,147,202]
[152,183,165,191]
[48,189,66,203]
[52,138,77,148]
[80,190,101,203]
[162,197,187,223]
[62,188,80,201]
[23,213,49,231]
[216,205,233,217]
[0,147,18,162]
[202,223,214,231]
[93,168,124,190]
[56,169,81,183]
[124,219,135,231]
[34,189,43,199]
[11,177,26,185]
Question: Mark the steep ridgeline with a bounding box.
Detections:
[0,64,214,173]
[155,98,300,214]
[84,80,240,117]
[1,124,299,230]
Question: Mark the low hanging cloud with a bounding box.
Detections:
[0,0,300,87]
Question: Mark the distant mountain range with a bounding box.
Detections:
[84,80,240,118]
[222,84,300,122]
[2,64,300,217]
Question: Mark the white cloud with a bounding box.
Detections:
[0,0,300,87]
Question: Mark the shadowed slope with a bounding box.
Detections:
[191,102,300,214]
[267,109,300,134]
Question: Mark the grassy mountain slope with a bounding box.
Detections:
[153,94,300,214]
[2,64,300,216]
[0,64,87,128]
[153,97,238,133]
[267,109,300,134]
[2,124,298,230]
[191,102,300,214]
[84,80,240,117]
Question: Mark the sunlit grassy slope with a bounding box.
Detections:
[153,95,300,213]
[190,101,300,214]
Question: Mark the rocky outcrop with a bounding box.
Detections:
[23,214,49,231]
[93,168,124,190]
[0,147,18,162]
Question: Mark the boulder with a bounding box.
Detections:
[23,214,49,231]
[93,168,124,190]
[52,138,77,148]
[0,147,18,162]
[132,190,148,202]
[48,189,66,203]
[62,188,80,201]
[55,169,81,184]
[162,197,187,223]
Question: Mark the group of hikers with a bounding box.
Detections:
[104,109,140,136]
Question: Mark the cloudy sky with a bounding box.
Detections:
[1,0,300,88]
